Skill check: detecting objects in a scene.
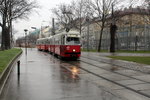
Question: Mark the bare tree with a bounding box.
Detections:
[145,0,150,7]
[109,0,142,52]
[75,0,85,34]
[91,0,139,52]
[52,3,77,32]
[0,0,38,50]
[91,0,120,52]
[51,0,94,33]
[141,0,150,24]
[71,0,90,34]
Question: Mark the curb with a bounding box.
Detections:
[0,50,22,95]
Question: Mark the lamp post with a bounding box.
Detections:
[31,27,37,47]
[135,32,138,51]
[31,27,36,30]
[86,17,89,51]
[24,29,28,55]
[52,18,55,35]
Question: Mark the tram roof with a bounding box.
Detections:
[55,30,80,36]
[37,30,80,40]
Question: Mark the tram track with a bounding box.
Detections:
[62,57,150,99]
[43,51,150,99]
[79,57,150,84]
[81,55,150,74]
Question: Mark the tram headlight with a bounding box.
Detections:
[73,49,76,52]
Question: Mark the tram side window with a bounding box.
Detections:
[66,37,80,45]
[46,40,48,45]
[55,39,59,45]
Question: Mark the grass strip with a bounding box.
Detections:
[108,56,150,65]
[116,50,150,53]
[0,48,22,74]
[81,48,150,53]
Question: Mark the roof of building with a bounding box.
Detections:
[88,7,150,24]
[30,29,40,35]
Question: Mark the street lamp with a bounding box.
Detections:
[31,27,37,30]
[86,17,90,51]
[135,32,138,51]
[31,27,37,47]
[24,29,28,55]
[52,18,55,35]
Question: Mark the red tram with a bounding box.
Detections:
[36,31,81,59]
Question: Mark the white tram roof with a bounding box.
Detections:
[37,36,51,40]
[37,38,45,41]
[59,30,80,34]
[37,30,80,41]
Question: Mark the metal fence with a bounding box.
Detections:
[82,24,150,51]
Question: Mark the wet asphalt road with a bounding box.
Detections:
[0,48,125,100]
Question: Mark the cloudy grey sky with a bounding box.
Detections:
[14,0,143,39]
[14,0,71,38]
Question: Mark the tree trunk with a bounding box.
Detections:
[1,15,7,50]
[1,26,10,50]
[1,0,11,50]
[5,27,11,49]
[1,26,6,50]
[1,18,11,50]
[98,24,104,52]
[110,24,117,53]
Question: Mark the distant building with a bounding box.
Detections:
[30,28,40,36]
[39,23,62,38]
[40,26,51,38]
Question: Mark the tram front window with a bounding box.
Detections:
[66,37,80,45]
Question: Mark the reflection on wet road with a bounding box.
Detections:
[0,48,125,100]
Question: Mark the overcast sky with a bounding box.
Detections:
[14,0,71,38]
[14,0,143,39]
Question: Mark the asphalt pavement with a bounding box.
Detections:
[0,48,126,100]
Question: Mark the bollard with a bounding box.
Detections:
[17,61,20,76]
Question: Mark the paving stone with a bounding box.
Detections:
[93,79,124,90]
[114,89,150,100]
[133,75,150,82]
[127,83,150,91]
[140,90,150,96]
[116,79,145,85]
[100,73,131,81]
[79,73,104,82]
[116,70,145,76]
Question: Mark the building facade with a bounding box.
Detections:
[81,7,150,51]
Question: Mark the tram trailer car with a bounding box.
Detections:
[36,38,43,51]
[36,38,49,51]
[36,31,81,59]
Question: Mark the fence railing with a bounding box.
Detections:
[82,25,150,51]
